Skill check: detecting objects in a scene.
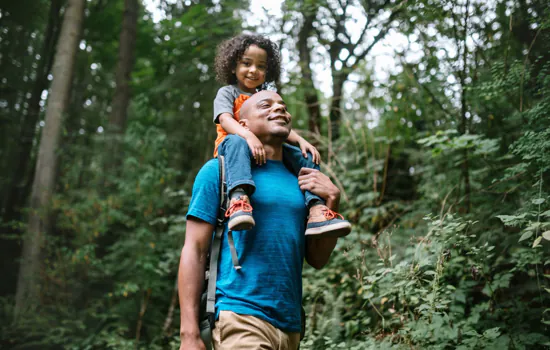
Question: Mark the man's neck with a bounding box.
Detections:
[264,144,283,161]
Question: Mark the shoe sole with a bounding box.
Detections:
[228,215,255,231]
[305,222,351,238]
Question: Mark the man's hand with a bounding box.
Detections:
[297,138,321,165]
[180,332,206,350]
[245,131,267,165]
[298,168,340,209]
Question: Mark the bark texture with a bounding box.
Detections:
[2,0,62,222]
[106,0,139,170]
[297,7,322,138]
[14,0,86,320]
[320,1,404,140]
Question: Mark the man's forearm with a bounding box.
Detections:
[178,244,208,338]
[300,168,342,269]
[324,192,340,212]
[306,190,340,269]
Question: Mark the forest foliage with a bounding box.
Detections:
[1,0,549,349]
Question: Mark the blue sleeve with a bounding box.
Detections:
[186,159,220,225]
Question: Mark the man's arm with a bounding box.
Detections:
[178,218,214,350]
[298,168,341,269]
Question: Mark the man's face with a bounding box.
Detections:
[241,91,292,141]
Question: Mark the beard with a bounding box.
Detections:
[269,125,291,141]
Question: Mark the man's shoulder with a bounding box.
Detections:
[187,159,221,225]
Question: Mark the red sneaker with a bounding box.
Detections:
[225,195,255,231]
[305,205,351,237]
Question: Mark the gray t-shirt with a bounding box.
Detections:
[213,85,252,123]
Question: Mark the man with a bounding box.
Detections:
[179,90,347,350]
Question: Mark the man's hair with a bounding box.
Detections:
[214,34,281,89]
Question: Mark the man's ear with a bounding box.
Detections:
[239,119,249,130]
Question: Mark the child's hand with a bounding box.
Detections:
[245,133,266,165]
[298,139,321,165]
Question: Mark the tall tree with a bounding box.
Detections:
[106,0,139,171]
[2,0,62,223]
[312,0,405,140]
[0,0,47,213]
[455,0,472,212]
[14,0,86,320]
[297,3,322,137]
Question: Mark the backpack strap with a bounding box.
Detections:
[227,230,241,269]
[206,156,228,316]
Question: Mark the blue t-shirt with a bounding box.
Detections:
[186,159,307,333]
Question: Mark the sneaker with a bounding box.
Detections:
[225,195,255,231]
[305,205,351,237]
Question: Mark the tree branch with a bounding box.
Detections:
[349,2,406,66]
[135,289,152,349]
[400,57,456,120]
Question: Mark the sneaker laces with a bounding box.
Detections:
[322,208,344,220]
[225,198,253,218]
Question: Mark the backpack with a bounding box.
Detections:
[197,156,305,349]
[198,156,227,350]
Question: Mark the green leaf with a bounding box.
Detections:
[532,198,546,205]
[519,230,534,242]
[483,327,501,340]
[541,210,550,217]
[533,236,542,248]
[496,213,527,225]
[542,231,550,241]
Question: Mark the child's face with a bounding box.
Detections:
[233,45,268,93]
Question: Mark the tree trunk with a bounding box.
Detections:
[106,0,139,170]
[329,73,346,141]
[459,0,471,213]
[297,8,321,139]
[2,0,62,223]
[14,0,85,321]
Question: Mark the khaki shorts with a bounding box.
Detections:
[212,310,300,350]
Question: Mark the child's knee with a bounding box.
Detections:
[310,160,320,171]
[224,134,247,146]
[300,151,319,170]
[221,134,247,151]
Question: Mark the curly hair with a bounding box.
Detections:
[214,34,281,89]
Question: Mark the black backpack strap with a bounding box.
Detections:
[206,156,228,317]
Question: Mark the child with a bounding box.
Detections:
[213,33,351,238]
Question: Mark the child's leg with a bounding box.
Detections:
[282,143,351,238]
[281,144,324,207]
[218,135,255,231]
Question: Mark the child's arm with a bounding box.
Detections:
[219,113,266,164]
[287,129,320,164]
